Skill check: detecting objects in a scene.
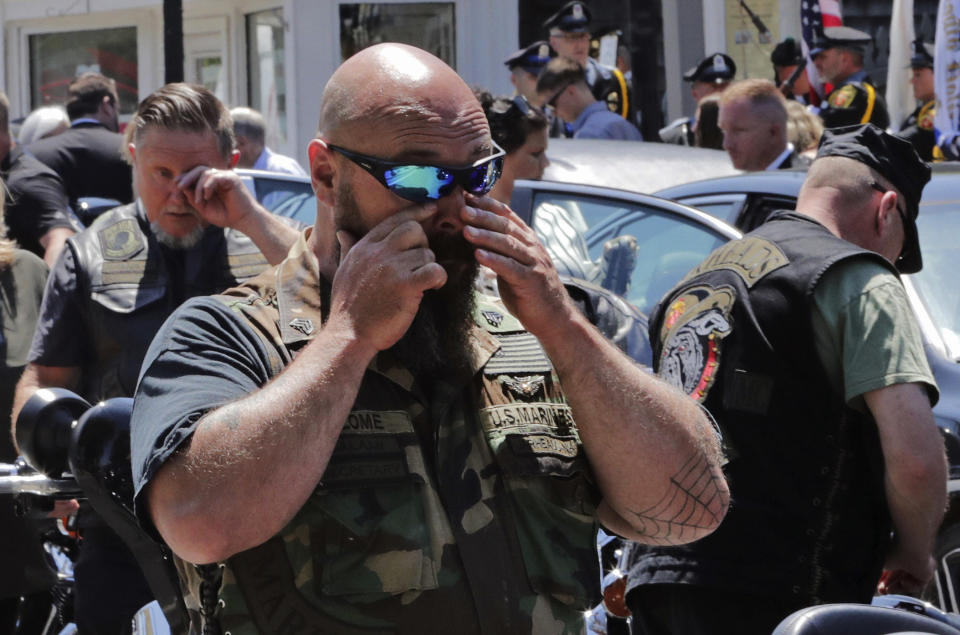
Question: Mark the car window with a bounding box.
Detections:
[587,210,729,315]
[531,193,626,282]
[673,194,746,226]
[253,176,316,224]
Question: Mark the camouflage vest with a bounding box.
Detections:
[179,232,602,635]
[68,202,270,402]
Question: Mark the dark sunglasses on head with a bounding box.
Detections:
[326,142,505,203]
[490,95,537,121]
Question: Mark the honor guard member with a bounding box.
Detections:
[660,53,736,146]
[813,26,890,130]
[771,37,817,106]
[899,39,937,161]
[12,83,301,635]
[545,1,633,122]
[622,124,945,634]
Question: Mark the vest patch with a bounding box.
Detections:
[479,403,574,432]
[342,410,413,434]
[507,433,579,458]
[98,219,144,260]
[484,333,552,375]
[658,285,736,402]
[499,374,545,400]
[681,236,789,288]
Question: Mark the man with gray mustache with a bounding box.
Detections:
[11,82,299,635]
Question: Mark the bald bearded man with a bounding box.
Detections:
[130,43,729,634]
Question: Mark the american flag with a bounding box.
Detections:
[800,0,844,100]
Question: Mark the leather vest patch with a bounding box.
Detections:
[681,236,789,288]
[658,285,735,402]
[98,218,145,261]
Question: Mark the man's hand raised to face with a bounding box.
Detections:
[177,166,262,232]
[328,204,446,354]
[461,192,576,340]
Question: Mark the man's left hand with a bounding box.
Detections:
[461,193,576,338]
[178,167,262,232]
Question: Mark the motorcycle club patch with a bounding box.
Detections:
[99,219,144,261]
[829,84,858,109]
[658,285,736,402]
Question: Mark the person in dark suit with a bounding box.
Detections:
[719,79,810,172]
[28,72,133,216]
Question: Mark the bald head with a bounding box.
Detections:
[318,44,488,151]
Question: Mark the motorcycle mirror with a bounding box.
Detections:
[15,388,91,477]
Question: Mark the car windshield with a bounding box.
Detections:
[910,207,960,360]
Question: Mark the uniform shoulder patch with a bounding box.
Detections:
[828,84,859,109]
[98,218,145,261]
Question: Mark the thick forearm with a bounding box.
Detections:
[149,325,376,563]
[234,207,300,265]
[540,314,729,544]
[885,451,947,561]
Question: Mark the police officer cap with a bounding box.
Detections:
[683,53,736,83]
[910,39,935,69]
[771,37,803,67]
[504,41,554,75]
[810,26,872,56]
[544,1,592,33]
[816,124,931,273]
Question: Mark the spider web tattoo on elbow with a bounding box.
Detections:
[626,451,728,545]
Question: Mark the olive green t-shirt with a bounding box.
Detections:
[811,258,937,414]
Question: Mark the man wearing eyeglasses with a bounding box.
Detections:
[130,43,729,634]
[621,124,946,635]
[537,56,642,141]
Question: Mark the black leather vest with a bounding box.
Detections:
[643,212,896,602]
[70,203,270,402]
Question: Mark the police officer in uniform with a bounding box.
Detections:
[544,1,632,123]
[899,39,936,161]
[660,53,736,145]
[503,40,566,138]
[621,124,945,634]
[12,83,300,635]
[813,26,890,129]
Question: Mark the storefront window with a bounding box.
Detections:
[29,27,138,114]
[247,8,288,147]
[339,3,456,68]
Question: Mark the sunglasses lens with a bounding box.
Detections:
[384,165,455,202]
[465,156,503,195]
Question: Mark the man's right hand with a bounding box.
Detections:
[327,204,446,352]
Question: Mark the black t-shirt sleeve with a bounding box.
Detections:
[28,243,86,366]
[130,296,275,533]
[6,171,75,248]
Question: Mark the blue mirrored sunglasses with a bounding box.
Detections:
[327,142,506,203]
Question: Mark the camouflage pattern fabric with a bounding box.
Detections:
[175,231,603,634]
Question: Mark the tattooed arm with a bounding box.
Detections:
[546,313,729,545]
[463,193,729,545]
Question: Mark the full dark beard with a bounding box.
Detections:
[333,178,480,383]
[391,232,479,385]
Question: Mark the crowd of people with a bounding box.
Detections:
[0,0,949,633]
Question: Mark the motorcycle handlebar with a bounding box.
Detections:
[0,461,84,498]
